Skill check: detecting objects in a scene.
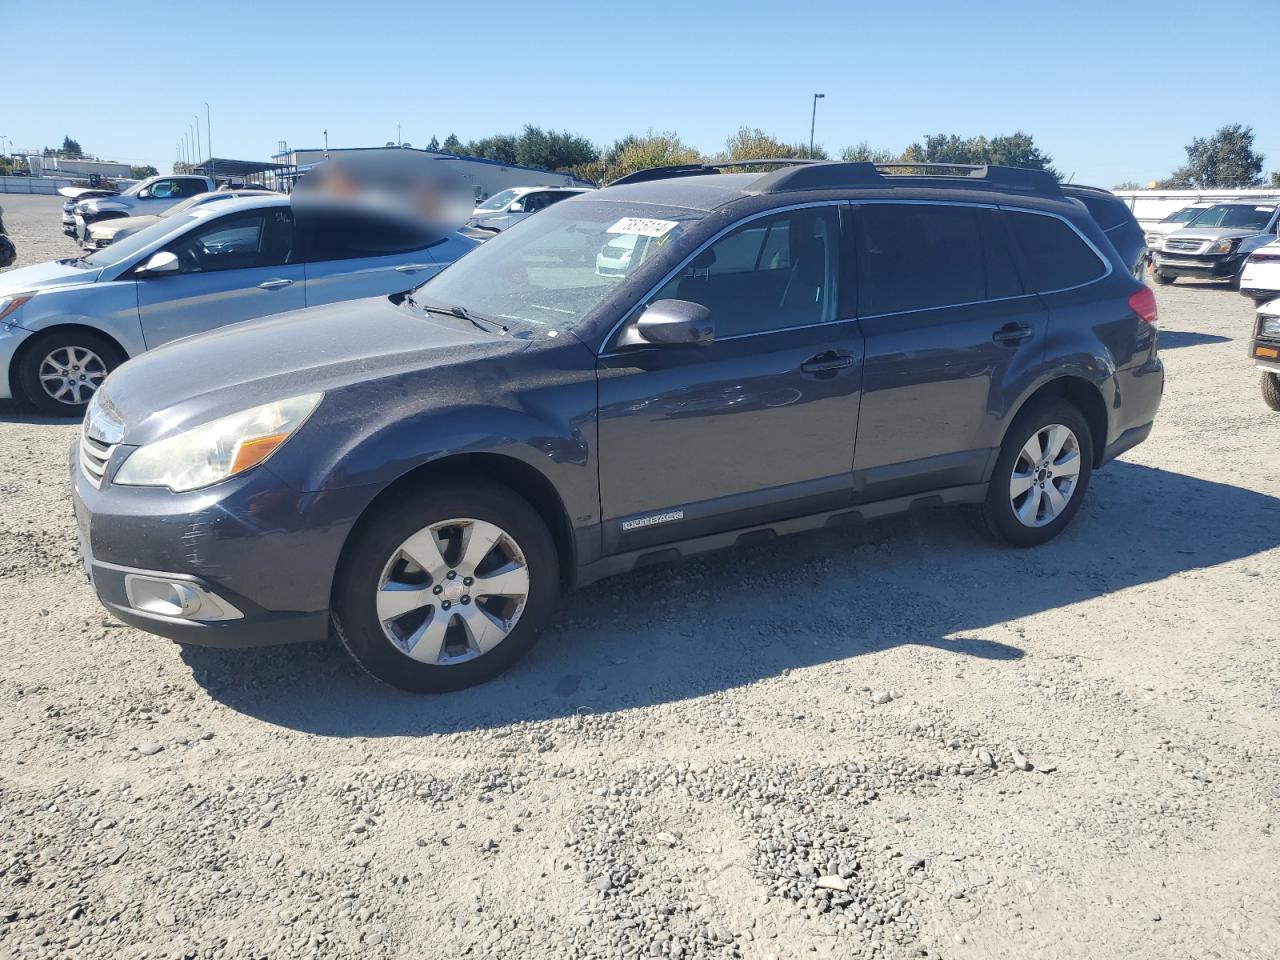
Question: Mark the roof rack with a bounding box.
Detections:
[609,159,1061,198]
[607,158,824,187]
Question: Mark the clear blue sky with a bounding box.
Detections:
[5,0,1278,187]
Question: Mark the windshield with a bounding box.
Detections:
[1188,204,1277,231]
[81,212,201,267]
[119,179,148,198]
[413,199,705,334]
[476,189,521,212]
[1165,207,1202,223]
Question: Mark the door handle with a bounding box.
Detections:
[800,351,855,375]
[992,322,1033,345]
[395,263,433,273]
[258,278,294,290]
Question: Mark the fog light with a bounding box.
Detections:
[124,574,242,621]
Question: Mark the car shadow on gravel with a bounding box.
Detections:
[0,399,78,424]
[1158,331,1232,349]
[182,460,1280,736]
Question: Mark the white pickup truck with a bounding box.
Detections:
[60,174,216,241]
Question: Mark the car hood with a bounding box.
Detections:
[98,295,522,447]
[57,187,118,201]
[95,214,160,236]
[0,259,100,295]
[1168,226,1268,242]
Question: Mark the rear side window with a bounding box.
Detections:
[1072,193,1129,232]
[858,204,985,314]
[1006,212,1107,292]
[299,209,436,262]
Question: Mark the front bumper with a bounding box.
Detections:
[1153,252,1245,279]
[69,444,373,649]
[1252,338,1280,372]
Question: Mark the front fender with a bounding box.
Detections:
[15,281,145,356]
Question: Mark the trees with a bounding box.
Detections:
[721,127,818,162]
[441,133,462,153]
[514,126,597,171]
[1162,124,1265,188]
[899,131,1058,178]
[465,134,518,165]
[425,136,440,152]
[605,132,703,181]
[61,136,83,158]
[130,165,158,179]
[841,142,898,163]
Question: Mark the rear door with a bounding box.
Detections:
[136,206,305,347]
[851,202,1047,501]
[300,208,444,305]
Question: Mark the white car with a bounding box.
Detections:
[1240,240,1280,304]
[467,186,591,233]
[1143,201,1215,249]
[83,188,273,250]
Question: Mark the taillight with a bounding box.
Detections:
[1248,252,1280,263]
[1129,286,1158,325]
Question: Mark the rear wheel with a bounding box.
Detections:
[1263,372,1280,412]
[17,329,123,417]
[332,482,560,693]
[978,400,1094,547]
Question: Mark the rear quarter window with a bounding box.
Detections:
[1006,211,1107,292]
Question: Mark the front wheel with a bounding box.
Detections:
[978,401,1094,547]
[1154,272,1175,286]
[332,482,560,693]
[1263,372,1280,412]
[17,329,123,417]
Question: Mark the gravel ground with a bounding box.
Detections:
[2,192,1279,960]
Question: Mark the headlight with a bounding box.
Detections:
[114,393,322,492]
[1261,316,1280,338]
[0,292,34,327]
[1208,238,1237,255]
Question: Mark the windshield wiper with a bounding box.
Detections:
[410,296,508,335]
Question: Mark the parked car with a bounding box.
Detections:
[65,175,217,241]
[467,186,592,233]
[1239,240,1280,304]
[59,185,124,236]
[1,194,476,414]
[1061,184,1147,278]
[1253,298,1280,410]
[69,161,1163,693]
[1152,201,1280,287]
[0,205,14,270]
[84,188,274,250]
[1143,201,1215,249]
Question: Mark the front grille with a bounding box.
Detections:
[79,431,115,488]
[1164,238,1205,253]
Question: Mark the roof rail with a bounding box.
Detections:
[749,161,1061,196]
[607,158,823,187]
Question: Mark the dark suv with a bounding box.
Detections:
[71,162,1164,692]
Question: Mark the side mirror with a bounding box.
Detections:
[624,299,714,347]
[138,251,179,275]
[509,201,525,213]
[137,188,151,199]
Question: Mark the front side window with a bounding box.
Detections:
[147,180,178,199]
[858,203,985,314]
[299,208,438,262]
[651,206,839,337]
[163,209,293,274]
[1006,211,1107,292]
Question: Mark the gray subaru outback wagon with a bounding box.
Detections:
[71,161,1164,692]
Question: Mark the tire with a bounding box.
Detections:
[1263,372,1280,412]
[978,400,1094,548]
[1154,272,1175,286]
[16,328,124,417]
[332,481,560,693]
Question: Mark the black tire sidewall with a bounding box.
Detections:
[1263,372,1280,412]
[983,401,1094,547]
[18,329,123,417]
[333,482,560,693]
[1155,273,1175,285]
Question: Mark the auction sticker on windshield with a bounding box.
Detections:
[607,217,679,238]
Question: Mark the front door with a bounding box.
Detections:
[851,202,1048,501]
[137,207,304,348]
[597,205,864,554]
[299,207,443,305]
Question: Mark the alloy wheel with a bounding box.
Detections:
[1009,423,1082,528]
[375,517,530,665]
[39,345,107,406]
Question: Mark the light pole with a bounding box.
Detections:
[809,93,825,159]
[323,129,329,158]
[194,114,202,168]
[396,121,401,147]
[205,102,213,181]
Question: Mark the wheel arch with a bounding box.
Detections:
[335,451,577,594]
[1001,375,1110,468]
[9,323,130,402]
